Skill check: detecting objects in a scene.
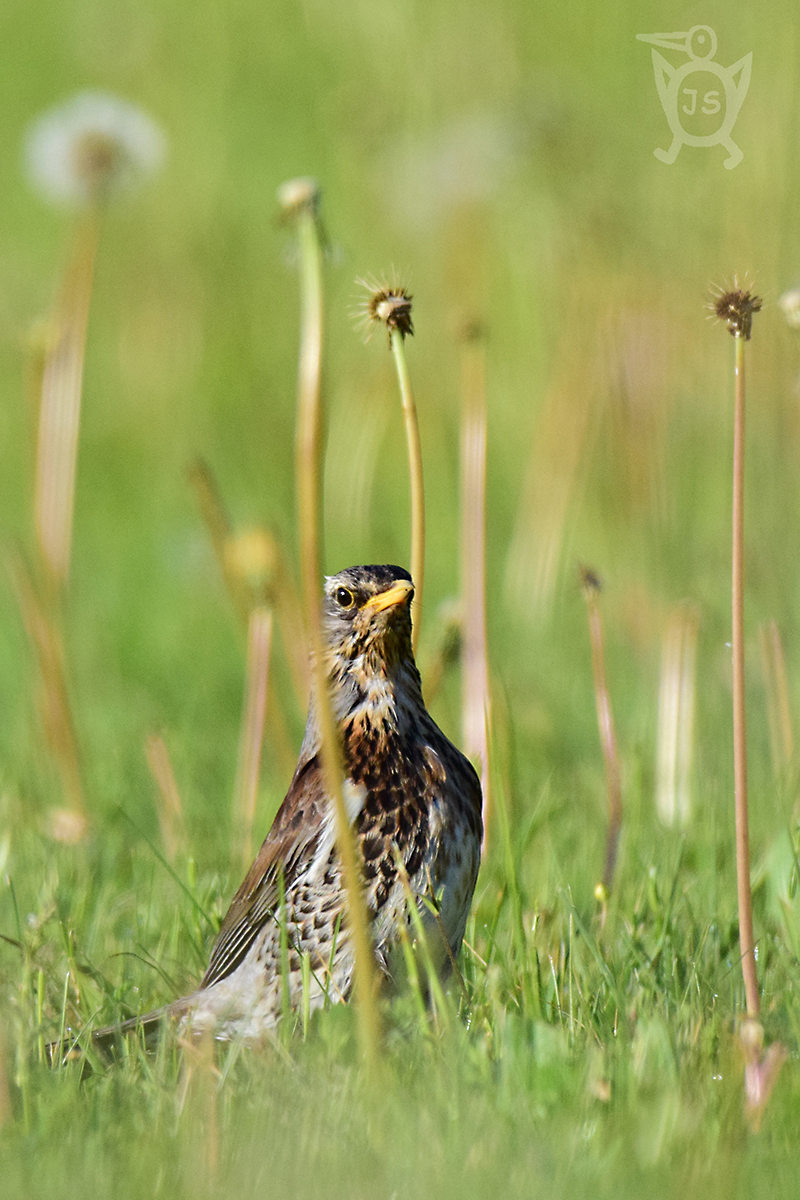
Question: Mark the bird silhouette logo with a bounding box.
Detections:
[636,26,752,169]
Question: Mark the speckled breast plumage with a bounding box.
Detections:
[182,565,483,1043]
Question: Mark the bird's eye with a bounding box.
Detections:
[335,586,354,608]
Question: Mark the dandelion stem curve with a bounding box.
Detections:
[390,328,425,652]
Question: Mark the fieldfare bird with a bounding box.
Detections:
[64,564,482,1053]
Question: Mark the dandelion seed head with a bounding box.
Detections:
[276,177,320,219]
[24,91,166,208]
[708,277,762,340]
[353,277,414,343]
[579,564,602,593]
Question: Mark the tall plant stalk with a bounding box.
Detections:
[460,325,491,846]
[712,284,791,1126]
[34,214,99,585]
[713,284,761,1018]
[731,330,758,1017]
[580,567,622,902]
[233,606,273,870]
[9,551,87,839]
[390,328,425,653]
[359,283,424,651]
[283,179,380,1066]
[759,619,794,775]
[144,733,186,863]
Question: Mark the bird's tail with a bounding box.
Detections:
[46,1002,189,1069]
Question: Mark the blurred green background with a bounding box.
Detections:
[2,1,800,1195]
[3,0,799,857]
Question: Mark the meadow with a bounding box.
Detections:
[1,0,800,1195]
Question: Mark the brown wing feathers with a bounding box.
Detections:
[200,755,328,988]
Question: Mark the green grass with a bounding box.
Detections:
[2,0,800,1195]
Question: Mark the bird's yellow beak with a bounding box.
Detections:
[363,579,414,614]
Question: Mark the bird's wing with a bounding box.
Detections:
[200,754,329,989]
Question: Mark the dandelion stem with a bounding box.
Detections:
[759,619,794,774]
[34,211,99,585]
[232,607,272,870]
[9,552,87,831]
[389,328,425,652]
[460,326,491,848]
[732,332,759,1018]
[580,569,622,899]
[291,189,380,1067]
[655,605,699,828]
[144,733,186,863]
[295,207,325,579]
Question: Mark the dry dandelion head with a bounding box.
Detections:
[710,280,762,340]
[355,278,414,342]
[276,176,320,220]
[579,564,603,594]
[24,91,166,208]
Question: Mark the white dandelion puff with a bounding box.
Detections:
[778,286,800,330]
[24,91,167,207]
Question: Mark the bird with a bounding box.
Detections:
[54,564,482,1058]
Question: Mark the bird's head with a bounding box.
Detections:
[322,564,415,673]
[313,564,419,730]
